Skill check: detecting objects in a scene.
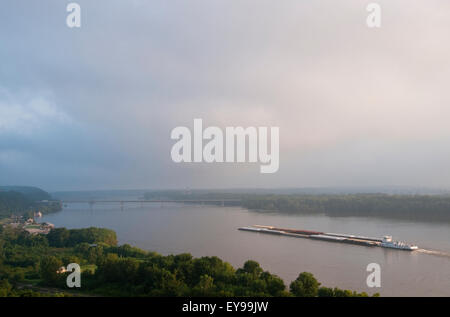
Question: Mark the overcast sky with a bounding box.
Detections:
[1,0,450,191]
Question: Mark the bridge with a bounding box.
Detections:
[62,199,242,208]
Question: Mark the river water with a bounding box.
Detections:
[41,202,450,296]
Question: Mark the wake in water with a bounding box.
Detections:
[416,248,450,258]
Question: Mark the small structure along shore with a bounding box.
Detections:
[1,215,54,235]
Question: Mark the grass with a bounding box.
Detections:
[24,225,41,229]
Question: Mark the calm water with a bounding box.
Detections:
[41,202,450,296]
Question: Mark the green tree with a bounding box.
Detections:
[238,260,263,277]
[318,286,334,297]
[0,279,12,297]
[290,272,320,297]
[193,274,215,296]
[40,256,63,286]
[332,287,353,297]
[261,272,286,296]
[47,228,70,247]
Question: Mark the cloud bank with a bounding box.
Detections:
[1,0,450,190]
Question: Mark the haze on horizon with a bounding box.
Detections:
[1,1,450,192]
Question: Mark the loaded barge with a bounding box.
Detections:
[238,225,418,251]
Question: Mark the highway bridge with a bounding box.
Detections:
[62,199,242,207]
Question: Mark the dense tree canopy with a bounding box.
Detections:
[242,194,450,222]
[0,188,61,219]
[47,227,117,247]
[0,192,32,218]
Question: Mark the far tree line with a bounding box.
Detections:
[145,190,450,222]
[0,189,61,219]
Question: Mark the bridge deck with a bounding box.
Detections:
[62,199,242,203]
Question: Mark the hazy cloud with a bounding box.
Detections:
[1,0,450,190]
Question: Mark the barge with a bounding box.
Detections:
[238,225,418,251]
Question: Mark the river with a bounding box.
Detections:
[41,202,450,296]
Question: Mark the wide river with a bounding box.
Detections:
[42,201,450,296]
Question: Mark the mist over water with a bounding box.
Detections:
[41,200,450,297]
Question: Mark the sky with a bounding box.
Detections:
[1,0,450,191]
